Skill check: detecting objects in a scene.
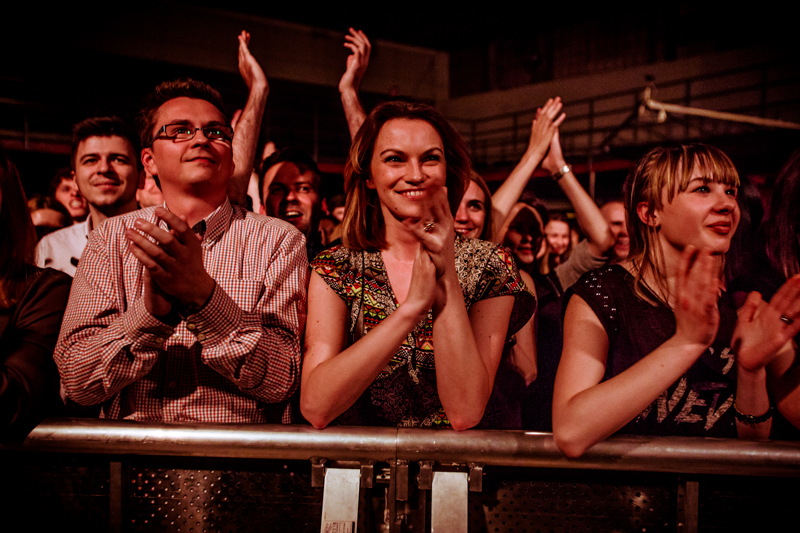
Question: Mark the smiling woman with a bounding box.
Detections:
[552,143,800,458]
[301,101,534,430]
[454,173,492,240]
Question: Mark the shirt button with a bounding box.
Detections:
[196,333,206,341]
[186,323,197,331]
[154,337,164,344]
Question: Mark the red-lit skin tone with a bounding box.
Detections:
[260,161,321,237]
[301,118,514,430]
[143,97,233,212]
[128,97,234,318]
[653,177,739,262]
[502,207,543,268]
[600,202,629,260]
[31,208,68,230]
[367,119,447,231]
[544,220,570,259]
[73,135,142,229]
[54,178,88,221]
[136,173,165,208]
[504,225,537,266]
[454,180,487,239]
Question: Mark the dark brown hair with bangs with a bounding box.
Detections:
[342,100,471,251]
[623,143,740,304]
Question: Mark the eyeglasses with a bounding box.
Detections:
[150,124,234,146]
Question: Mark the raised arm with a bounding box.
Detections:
[491,98,565,236]
[229,31,269,207]
[339,28,371,140]
[553,247,721,457]
[541,130,614,258]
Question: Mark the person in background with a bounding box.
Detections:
[27,195,72,240]
[0,148,71,440]
[35,116,143,277]
[40,128,140,418]
[50,168,88,223]
[260,147,329,260]
[136,171,165,208]
[226,31,270,211]
[599,199,630,262]
[731,149,800,439]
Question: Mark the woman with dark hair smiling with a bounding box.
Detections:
[0,148,70,439]
[301,101,533,429]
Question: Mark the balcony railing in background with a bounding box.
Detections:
[451,58,800,169]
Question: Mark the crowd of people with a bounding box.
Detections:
[2,28,799,460]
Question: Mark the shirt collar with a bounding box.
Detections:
[201,197,233,246]
[154,198,232,247]
[82,217,93,238]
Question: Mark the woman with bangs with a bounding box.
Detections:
[301,101,534,430]
[553,144,800,458]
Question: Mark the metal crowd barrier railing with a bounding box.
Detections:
[3,418,799,532]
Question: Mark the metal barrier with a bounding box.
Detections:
[2,418,799,532]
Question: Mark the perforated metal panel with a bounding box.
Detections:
[125,462,323,532]
[467,469,675,533]
[3,451,798,532]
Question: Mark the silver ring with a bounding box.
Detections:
[423,221,435,233]
[780,315,794,325]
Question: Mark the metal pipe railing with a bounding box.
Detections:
[13,418,800,478]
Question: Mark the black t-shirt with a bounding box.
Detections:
[566,265,738,438]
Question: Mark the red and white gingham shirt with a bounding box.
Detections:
[55,199,308,423]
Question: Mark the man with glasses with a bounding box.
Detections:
[56,79,308,424]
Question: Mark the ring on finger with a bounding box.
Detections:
[423,221,435,233]
[780,315,794,325]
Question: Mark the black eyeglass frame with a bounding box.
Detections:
[148,124,234,147]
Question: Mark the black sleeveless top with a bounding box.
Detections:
[566,265,738,438]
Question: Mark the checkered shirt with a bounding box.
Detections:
[55,199,308,423]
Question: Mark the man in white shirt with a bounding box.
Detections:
[36,117,143,276]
